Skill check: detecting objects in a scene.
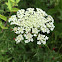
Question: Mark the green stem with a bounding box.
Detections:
[58,44,62,53]
[2,12,12,32]
[45,44,51,53]
[55,55,62,59]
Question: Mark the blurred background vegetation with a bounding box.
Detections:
[0,0,62,62]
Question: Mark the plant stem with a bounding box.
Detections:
[45,44,51,53]
[2,12,12,32]
[58,44,62,53]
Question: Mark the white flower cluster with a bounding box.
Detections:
[8,8,55,45]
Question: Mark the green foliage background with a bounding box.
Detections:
[0,0,62,62]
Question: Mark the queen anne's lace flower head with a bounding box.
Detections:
[8,8,55,45]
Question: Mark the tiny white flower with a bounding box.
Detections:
[34,34,37,36]
[32,28,39,34]
[30,38,33,42]
[37,41,41,45]
[42,41,46,44]
[13,27,18,32]
[25,33,33,40]
[15,34,23,43]
[25,40,30,43]
[45,36,49,40]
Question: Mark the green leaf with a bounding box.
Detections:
[0,21,8,29]
[58,10,62,20]
[0,14,7,21]
[15,3,18,6]
[55,23,62,33]
[1,24,8,29]
[16,0,20,3]
[10,8,19,12]
[0,21,2,26]
[59,0,62,9]
[5,2,8,6]
[10,0,15,3]
[6,57,12,62]
[0,10,4,13]
[8,0,12,11]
